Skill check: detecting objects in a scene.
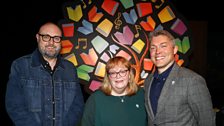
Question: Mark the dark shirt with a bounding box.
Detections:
[38,50,59,75]
[150,63,174,115]
[5,49,84,126]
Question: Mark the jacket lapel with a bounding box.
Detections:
[145,73,155,120]
[156,63,179,116]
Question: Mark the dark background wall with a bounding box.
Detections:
[1,0,223,125]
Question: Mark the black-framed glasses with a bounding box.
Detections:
[38,33,62,43]
[108,70,129,78]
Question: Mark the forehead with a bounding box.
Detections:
[39,24,62,36]
[109,64,127,71]
[151,35,171,45]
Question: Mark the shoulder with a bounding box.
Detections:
[172,66,207,88]
[14,53,32,61]
[137,87,144,93]
[86,90,104,103]
[60,58,74,66]
[11,54,32,66]
[179,66,204,80]
[60,58,77,72]
[134,87,145,97]
[172,63,204,80]
[91,90,105,97]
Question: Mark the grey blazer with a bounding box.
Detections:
[144,63,216,126]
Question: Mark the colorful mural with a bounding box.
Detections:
[58,0,192,93]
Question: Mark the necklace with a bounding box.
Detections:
[119,96,126,103]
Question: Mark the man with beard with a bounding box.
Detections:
[5,22,84,126]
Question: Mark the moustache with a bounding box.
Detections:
[46,45,56,48]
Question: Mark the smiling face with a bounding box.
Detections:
[108,64,130,96]
[150,35,178,73]
[36,23,62,60]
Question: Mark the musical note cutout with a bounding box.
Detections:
[134,25,141,38]
[81,0,87,9]
[76,38,87,49]
[151,0,165,9]
[114,12,122,30]
[88,0,92,4]
[82,0,92,9]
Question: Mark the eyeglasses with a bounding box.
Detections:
[38,33,62,43]
[108,70,129,78]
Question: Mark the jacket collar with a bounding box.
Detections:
[30,48,65,69]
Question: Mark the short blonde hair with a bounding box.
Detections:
[100,56,138,96]
[149,30,176,46]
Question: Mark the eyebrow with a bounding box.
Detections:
[39,33,62,37]
[151,42,167,46]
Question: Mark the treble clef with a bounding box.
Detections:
[114,12,122,30]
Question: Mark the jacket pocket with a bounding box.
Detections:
[63,81,77,111]
[22,79,42,112]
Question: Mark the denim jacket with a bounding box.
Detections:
[5,49,84,126]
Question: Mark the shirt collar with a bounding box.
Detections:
[153,63,174,80]
[37,49,60,71]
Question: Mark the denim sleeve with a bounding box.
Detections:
[64,69,84,126]
[5,61,40,126]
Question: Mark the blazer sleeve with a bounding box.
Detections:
[188,75,216,126]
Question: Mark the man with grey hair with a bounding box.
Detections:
[5,22,84,126]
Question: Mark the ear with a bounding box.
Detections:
[173,45,178,54]
[36,34,40,43]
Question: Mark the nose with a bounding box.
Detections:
[155,47,161,54]
[115,73,122,78]
[48,38,54,44]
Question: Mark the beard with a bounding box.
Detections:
[39,44,61,59]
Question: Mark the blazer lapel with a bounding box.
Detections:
[145,73,155,120]
[156,63,179,116]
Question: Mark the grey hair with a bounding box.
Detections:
[149,30,176,46]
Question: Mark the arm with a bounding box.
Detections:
[5,61,40,126]
[81,94,96,126]
[64,69,84,126]
[188,76,216,126]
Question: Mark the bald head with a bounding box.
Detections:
[38,22,62,37]
[36,22,62,60]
